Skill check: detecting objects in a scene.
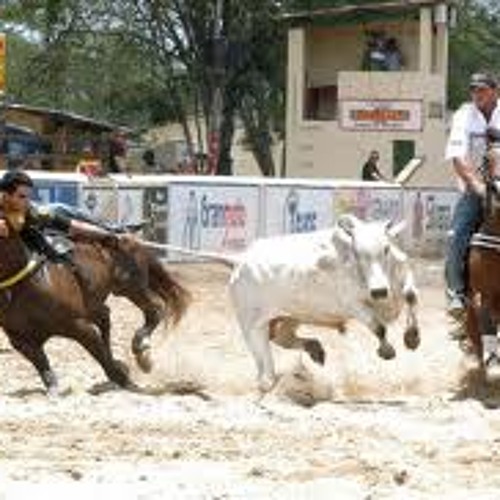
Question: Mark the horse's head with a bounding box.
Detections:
[485,128,500,205]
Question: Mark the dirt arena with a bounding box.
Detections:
[1,259,500,498]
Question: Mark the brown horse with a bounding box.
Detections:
[466,140,500,380]
[0,225,190,394]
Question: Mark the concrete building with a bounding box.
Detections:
[283,0,456,187]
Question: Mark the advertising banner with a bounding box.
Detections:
[168,182,260,257]
[80,182,120,223]
[332,187,404,223]
[117,188,144,227]
[264,185,334,237]
[32,181,79,206]
[404,188,457,256]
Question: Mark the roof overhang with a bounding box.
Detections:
[282,0,455,25]
[6,103,122,133]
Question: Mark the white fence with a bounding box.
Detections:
[29,172,458,259]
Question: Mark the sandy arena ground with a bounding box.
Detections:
[1,260,500,499]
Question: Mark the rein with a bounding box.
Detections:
[470,232,500,253]
[0,257,40,290]
[472,142,500,253]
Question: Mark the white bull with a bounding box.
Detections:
[227,214,419,392]
[151,213,420,393]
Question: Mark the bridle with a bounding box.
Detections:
[470,136,500,252]
[0,257,40,290]
[0,219,43,290]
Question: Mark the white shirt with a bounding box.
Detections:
[446,100,500,190]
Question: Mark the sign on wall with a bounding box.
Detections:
[33,181,79,206]
[264,185,334,237]
[332,187,404,223]
[81,184,120,223]
[142,187,169,246]
[117,188,144,227]
[404,188,457,256]
[168,182,260,255]
[340,100,423,131]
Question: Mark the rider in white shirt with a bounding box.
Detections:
[445,72,500,321]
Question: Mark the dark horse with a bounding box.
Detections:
[0,222,190,394]
[466,134,500,381]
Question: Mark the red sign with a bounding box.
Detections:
[0,34,6,93]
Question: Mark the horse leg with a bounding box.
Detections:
[67,318,130,388]
[91,304,112,358]
[128,290,164,373]
[477,305,500,378]
[467,296,482,360]
[269,317,325,365]
[8,334,59,395]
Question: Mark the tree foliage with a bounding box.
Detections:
[2,0,500,174]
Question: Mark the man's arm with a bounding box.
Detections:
[374,168,387,181]
[31,204,118,246]
[446,105,487,195]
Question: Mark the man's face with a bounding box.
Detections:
[3,185,31,213]
[471,86,497,110]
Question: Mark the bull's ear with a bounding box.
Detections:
[337,213,358,237]
[385,219,406,238]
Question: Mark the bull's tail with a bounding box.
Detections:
[146,252,191,326]
[143,241,239,269]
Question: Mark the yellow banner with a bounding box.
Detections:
[0,34,6,93]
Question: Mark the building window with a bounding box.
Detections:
[304,85,338,121]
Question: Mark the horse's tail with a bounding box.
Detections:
[146,252,191,325]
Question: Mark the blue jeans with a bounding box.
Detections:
[444,191,483,300]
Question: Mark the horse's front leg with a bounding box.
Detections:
[8,334,59,396]
[476,302,500,379]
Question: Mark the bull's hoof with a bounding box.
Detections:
[258,374,277,394]
[135,348,153,373]
[404,326,420,350]
[485,354,500,382]
[304,339,326,365]
[377,342,396,360]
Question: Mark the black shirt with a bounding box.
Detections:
[362,160,383,181]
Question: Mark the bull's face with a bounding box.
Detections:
[337,214,405,303]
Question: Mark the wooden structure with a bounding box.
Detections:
[283,0,457,187]
[1,103,122,171]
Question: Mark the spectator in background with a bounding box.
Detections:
[76,144,104,177]
[384,37,404,71]
[142,149,158,173]
[362,32,387,71]
[361,150,387,181]
[108,129,127,173]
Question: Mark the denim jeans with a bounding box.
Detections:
[444,191,483,300]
